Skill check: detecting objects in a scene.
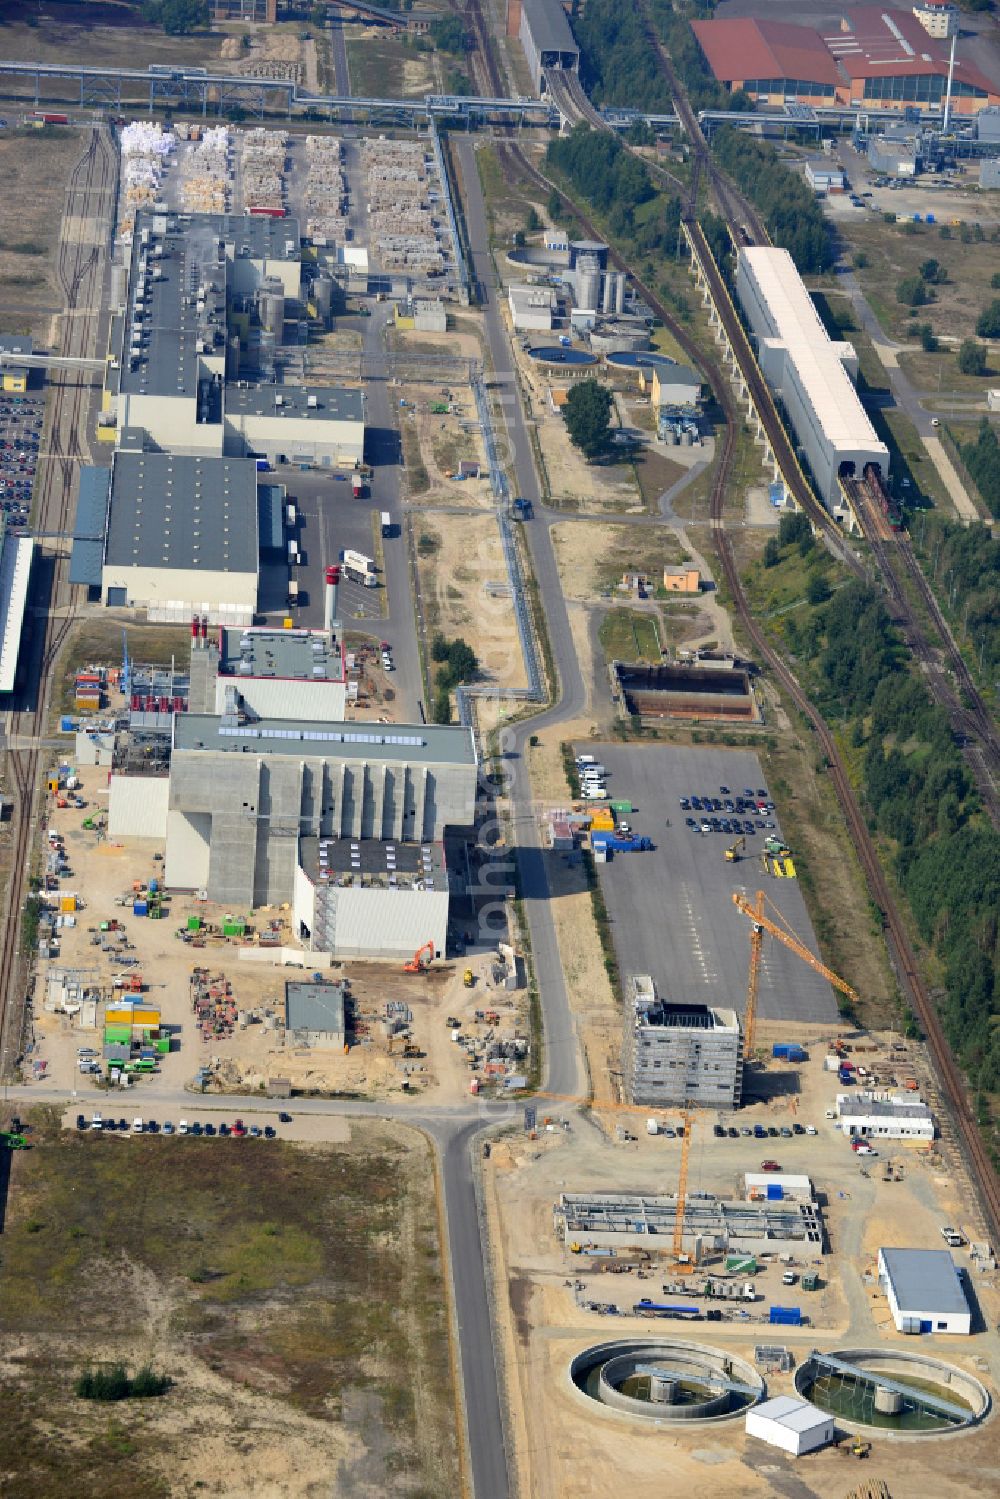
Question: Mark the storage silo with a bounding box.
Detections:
[258,278,285,338]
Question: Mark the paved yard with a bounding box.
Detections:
[579,743,839,1026]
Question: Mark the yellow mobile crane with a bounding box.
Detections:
[725,836,746,863]
[732,890,859,1057]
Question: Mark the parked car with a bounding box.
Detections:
[278,1112,292,1123]
[162,1122,174,1135]
[759,1159,781,1171]
[76,1113,86,1130]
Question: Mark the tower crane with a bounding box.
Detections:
[672,1108,694,1269]
[732,890,859,1058]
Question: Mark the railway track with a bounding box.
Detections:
[0,123,116,1079]
[461,0,999,1240]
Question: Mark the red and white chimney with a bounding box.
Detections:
[325,565,341,636]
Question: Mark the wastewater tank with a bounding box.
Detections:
[569,1338,764,1424]
[795,1348,989,1434]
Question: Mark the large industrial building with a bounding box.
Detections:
[0,516,34,696]
[692,8,999,116]
[623,975,743,1107]
[188,622,348,722]
[86,451,261,622]
[735,246,889,513]
[836,1091,936,1142]
[513,0,580,95]
[100,209,364,465]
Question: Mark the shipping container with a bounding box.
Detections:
[381,510,392,536]
[769,1306,802,1325]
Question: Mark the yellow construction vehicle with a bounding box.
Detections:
[463,968,475,988]
[732,890,859,1057]
[725,836,746,863]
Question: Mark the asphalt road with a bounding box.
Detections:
[587,743,839,1026]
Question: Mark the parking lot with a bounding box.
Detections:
[580,743,839,1025]
[0,390,43,524]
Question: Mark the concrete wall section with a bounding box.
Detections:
[224,413,365,469]
[320,886,449,958]
[103,563,258,616]
[108,774,170,838]
[164,807,211,890]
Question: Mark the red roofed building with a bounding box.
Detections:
[692,10,998,116]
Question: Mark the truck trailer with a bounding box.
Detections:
[342,548,377,587]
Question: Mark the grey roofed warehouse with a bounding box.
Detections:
[104,451,259,575]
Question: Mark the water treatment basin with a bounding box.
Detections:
[795,1348,989,1436]
[569,1338,764,1424]
[527,345,597,367]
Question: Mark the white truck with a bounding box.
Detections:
[342,548,377,587]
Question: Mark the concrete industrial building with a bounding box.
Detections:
[836,1091,936,1142]
[651,365,702,409]
[878,1247,972,1335]
[868,135,918,178]
[508,284,557,333]
[0,334,33,393]
[188,624,348,722]
[735,246,889,512]
[554,1192,825,1258]
[103,209,364,466]
[516,0,579,95]
[106,711,476,948]
[804,160,847,194]
[623,975,743,1107]
[285,979,346,1047]
[692,9,998,115]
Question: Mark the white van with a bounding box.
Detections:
[582,785,607,799]
[580,763,606,779]
[576,754,597,766]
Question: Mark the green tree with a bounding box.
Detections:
[432,687,452,724]
[975,299,1000,337]
[958,338,987,376]
[142,0,208,34]
[806,572,831,605]
[897,275,931,307]
[778,512,811,549]
[525,206,541,233]
[992,271,1000,290]
[762,536,781,568]
[919,258,946,284]
[919,323,938,353]
[563,379,614,461]
[428,15,467,54]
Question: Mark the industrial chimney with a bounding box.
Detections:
[325,565,341,636]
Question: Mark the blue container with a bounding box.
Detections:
[255,458,270,471]
[766,1183,784,1201]
[926,213,936,224]
[149,879,158,894]
[769,1306,802,1325]
[133,900,148,916]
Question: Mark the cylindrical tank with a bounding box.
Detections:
[649,1376,678,1405]
[313,275,333,321]
[575,255,601,312]
[258,279,285,337]
[875,1386,903,1414]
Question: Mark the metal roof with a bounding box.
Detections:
[839,1094,932,1120]
[880,1248,969,1315]
[105,452,259,574]
[0,530,33,694]
[257,483,284,552]
[301,835,446,885]
[692,18,841,87]
[751,1396,830,1433]
[521,0,579,56]
[173,713,477,766]
[739,246,887,457]
[822,6,996,94]
[226,384,364,422]
[217,625,344,684]
[285,979,345,1035]
[70,465,112,587]
[0,334,33,357]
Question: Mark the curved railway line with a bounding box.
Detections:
[0,123,115,1077]
[462,0,999,1239]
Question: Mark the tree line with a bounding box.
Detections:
[711,128,834,274]
[960,420,1000,517]
[545,125,682,260]
[771,558,1000,1102]
[912,513,1000,684]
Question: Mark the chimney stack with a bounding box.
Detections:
[325,565,341,636]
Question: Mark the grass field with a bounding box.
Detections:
[50,621,210,726]
[0,127,85,337]
[598,607,662,663]
[0,6,217,75]
[0,1109,459,1497]
[345,29,436,100]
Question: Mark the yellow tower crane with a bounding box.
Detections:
[672,1108,695,1268]
[732,890,860,1058]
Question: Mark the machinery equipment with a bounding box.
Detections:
[463,969,475,988]
[732,891,859,1058]
[403,941,435,975]
[725,836,746,863]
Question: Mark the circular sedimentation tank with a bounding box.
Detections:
[795,1349,990,1436]
[527,345,597,367]
[569,1339,764,1425]
[604,350,677,371]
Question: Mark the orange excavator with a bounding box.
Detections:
[403,941,435,974]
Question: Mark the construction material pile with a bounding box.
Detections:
[180,125,231,214]
[362,137,444,273]
[190,967,238,1043]
[240,127,287,212]
[304,133,350,243]
[120,120,176,228]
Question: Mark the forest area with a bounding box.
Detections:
[755,518,1000,1133]
[545,125,682,258]
[710,128,835,275]
[574,0,750,115]
[960,419,1000,517]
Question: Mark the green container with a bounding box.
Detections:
[725,1254,757,1275]
[148,907,161,920]
[104,1025,131,1044]
[802,1271,819,1291]
[223,920,246,937]
[610,800,633,814]
[187,916,201,932]
[154,1037,170,1054]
